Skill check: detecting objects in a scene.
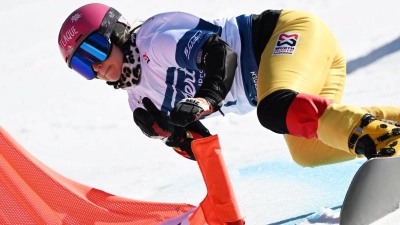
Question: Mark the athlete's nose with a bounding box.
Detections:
[92,62,102,72]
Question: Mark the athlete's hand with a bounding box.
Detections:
[166,120,212,160]
[169,98,213,127]
[133,97,174,139]
[133,97,212,161]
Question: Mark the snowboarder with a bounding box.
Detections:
[58,3,400,167]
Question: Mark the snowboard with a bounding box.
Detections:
[340,156,400,225]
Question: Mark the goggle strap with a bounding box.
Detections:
[98,7,122,40]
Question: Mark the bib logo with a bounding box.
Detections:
[164,68,205,112]
[184,31,203,59]
[272,32,300,55]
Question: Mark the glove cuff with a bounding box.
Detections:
[195,89,223,112]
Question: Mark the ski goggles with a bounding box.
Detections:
[69,32,113,80]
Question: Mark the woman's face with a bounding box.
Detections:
[92,44,123,81]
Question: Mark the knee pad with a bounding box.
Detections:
[257,89,298,134]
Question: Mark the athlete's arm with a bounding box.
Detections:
[195,34,238,111]
[170,34,238,127]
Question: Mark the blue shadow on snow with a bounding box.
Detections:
[347,35,400,74]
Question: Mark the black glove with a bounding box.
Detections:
[169,97,214,127]
[133,97,211,160]
[133,97,174,139]
[165,120,211,160]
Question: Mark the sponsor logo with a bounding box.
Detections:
[250,71,257,89]
[59,26,79,51]
[70,13,81,23]
[184,31,203,59]
[196,50,203,64]
[180,68,205,99]
[272,32,300,55]
[184,98,200,105]
[181,68,198,98]
[164,68,205,112]
[143,53,150,64]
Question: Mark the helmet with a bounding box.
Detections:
[58,3,130,78]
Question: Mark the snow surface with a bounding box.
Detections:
[1,0,400,224]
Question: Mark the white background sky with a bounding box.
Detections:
[1,0,400,224]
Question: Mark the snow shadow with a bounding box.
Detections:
[347,36,400,74]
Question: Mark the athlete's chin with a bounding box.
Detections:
[107,76,120,82]
[106,68,121,81]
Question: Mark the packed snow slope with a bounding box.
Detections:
[1,0,400,224]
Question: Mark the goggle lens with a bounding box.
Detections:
[70,33,112,80]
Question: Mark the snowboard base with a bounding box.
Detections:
[340,156,400,225]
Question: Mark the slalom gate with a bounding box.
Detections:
[0,126,244,225]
